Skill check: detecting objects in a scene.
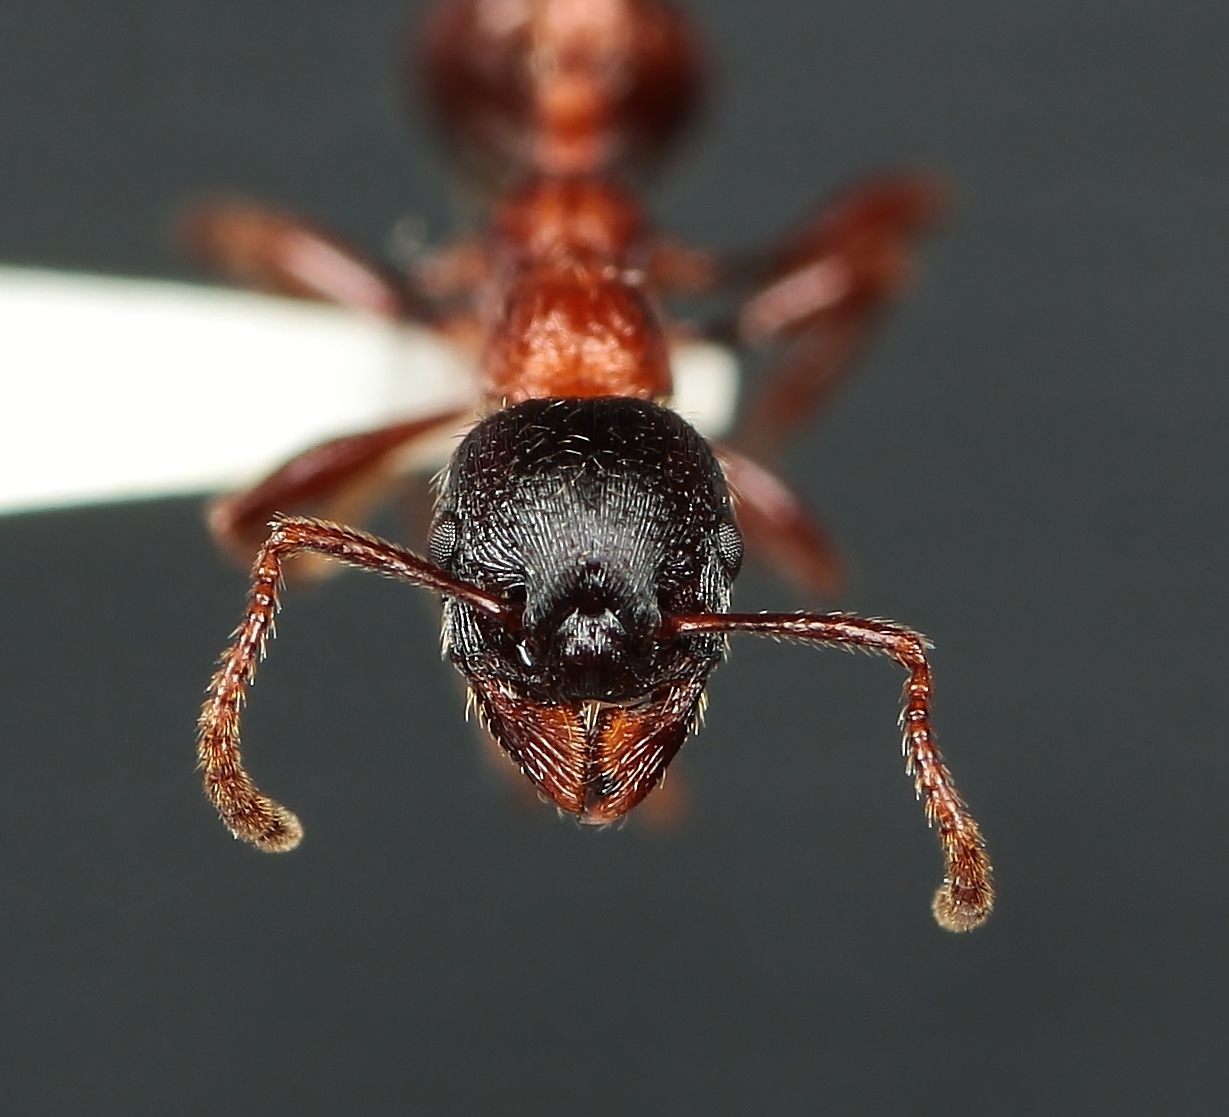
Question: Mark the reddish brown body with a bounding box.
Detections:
[483,178,672,404]
[192,0,993,931]
[418,0,704,180]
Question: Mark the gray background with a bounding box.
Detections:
[1,0,1227,1113]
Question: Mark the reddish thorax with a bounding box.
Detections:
[418,1,694,411]
[481,175,670,406]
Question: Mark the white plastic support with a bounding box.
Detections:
[0,266,738,515]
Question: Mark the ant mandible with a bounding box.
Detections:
[190,0,992,931]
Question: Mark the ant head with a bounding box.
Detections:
[430,397,742,704]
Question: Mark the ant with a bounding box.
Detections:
[191,0,992,931]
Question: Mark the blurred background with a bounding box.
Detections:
[1,0,1227,1112]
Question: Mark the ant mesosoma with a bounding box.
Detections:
[192,0,992,931]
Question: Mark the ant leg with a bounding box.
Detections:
[732,173,947,459]
[198,515,504,852]
[668,610,992,931]
[717,445,844,598]
[647,236,724,295]
[209,409,470,570]
[179,200,429,319]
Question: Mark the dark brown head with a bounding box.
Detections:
[429,397,742,820]
[415,0,706,184]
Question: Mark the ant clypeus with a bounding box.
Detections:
[191,0,992,931]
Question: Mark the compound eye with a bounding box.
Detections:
[428,511,460,568]
[716,519,743,575]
